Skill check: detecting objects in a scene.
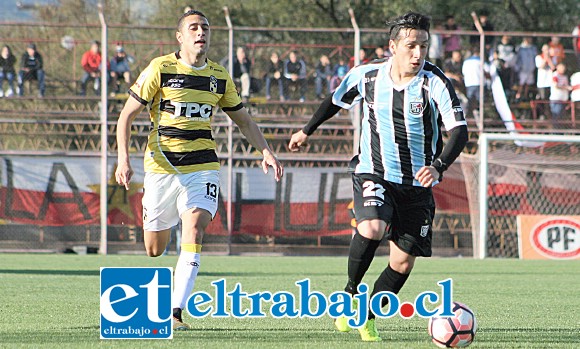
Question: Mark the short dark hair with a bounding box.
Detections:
[177,9,208,31]
[387,12,431,41]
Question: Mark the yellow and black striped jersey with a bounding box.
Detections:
[129,51,242,174]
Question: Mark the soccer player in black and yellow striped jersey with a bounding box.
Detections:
[115,9,283,331]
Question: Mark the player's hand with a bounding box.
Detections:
[288,130,309,152]
[261,149,283,182]
[115,161,134,190]
[415,166,439,188]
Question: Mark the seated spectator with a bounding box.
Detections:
[283,51,307,102]
[264,51,284,101]
[514,37,537,101]
[548,36,565,65]
[233,46,251,101]
[330,57,348,92]
[80,41,107,96]
[314,54,332,99]
[109,45,133,94]
[535,44,556,119]
[443,50,464,92]
[18,43,45,97]
[550,63,571,127]
[348,49,369,69]
[0,45,16,97]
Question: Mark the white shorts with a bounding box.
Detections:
[142,170,220,232]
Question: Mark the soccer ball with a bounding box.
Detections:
[428,302,477,348]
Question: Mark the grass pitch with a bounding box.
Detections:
[0,253,578,348]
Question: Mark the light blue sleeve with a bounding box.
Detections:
[331,67,363,109]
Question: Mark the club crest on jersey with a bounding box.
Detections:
[209,75,218,94]
[410,102,423,115]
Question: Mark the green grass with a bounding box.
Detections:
[0,254,578,348]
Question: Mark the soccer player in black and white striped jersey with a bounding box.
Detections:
[289,12,468,342]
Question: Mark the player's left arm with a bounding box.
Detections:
[225,108,283,182]
[416,77,468,187]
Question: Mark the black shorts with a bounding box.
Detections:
[352,173,435,257]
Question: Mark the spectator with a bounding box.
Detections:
[548,36,565,65]
[462,48,486,119]
[283,51,307,102]
[232,46,251,101]
[496,35,516,94]
[348,49,369,69]
[514,37,538,101]
[371,46,387,60]
[18,43,45,97]
[314,54,332,99]
[535,44,556,118]
[470,10,494,52]
[80,40,106,96]
[429,23,444,67]
[571,71,580,104]
[109,45,133,94]
[443,15,461,58]
[0,45,16,97]
[264,51,284,101]
[443,50,464,92]
[491,49,512,99]
[550,63,571,127]
[330,57,348,92]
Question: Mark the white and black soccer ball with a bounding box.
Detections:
[61,35,76,50]
[428,301,477,348]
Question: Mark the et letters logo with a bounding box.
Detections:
[100,267,173,339]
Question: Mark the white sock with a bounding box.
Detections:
[172,250,200,310]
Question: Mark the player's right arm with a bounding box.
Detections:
[116,61,160,189]
[288,94,342,151]
[115,97,146,190]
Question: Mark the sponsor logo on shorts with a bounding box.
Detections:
[420,224,429,237]
[364,199,383,207]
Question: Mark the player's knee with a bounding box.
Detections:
[390,260,414,274]
[145,246,164,257]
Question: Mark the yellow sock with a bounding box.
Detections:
[181,243,202,253]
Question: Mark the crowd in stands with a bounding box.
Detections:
[0,43,45,97]
[0,40,133,98]
[1,15,578,125]
[430,13,580,127]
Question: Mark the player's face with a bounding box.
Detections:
[177,14,211,57]
[389,29,429,76]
